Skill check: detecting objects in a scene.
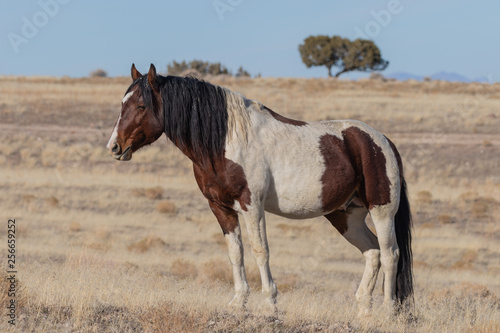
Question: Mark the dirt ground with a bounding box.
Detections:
[0,75,499,332]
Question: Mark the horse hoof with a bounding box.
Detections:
[259,298,278,316]
[227,295,247,312]
[382,300,398,317]
[357,307,372,319]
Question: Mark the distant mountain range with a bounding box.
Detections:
[386,71,491,83]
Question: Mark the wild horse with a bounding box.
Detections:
[107,64,413,314]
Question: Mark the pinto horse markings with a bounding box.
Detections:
[107,64,413,314]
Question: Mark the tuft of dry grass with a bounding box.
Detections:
[419,221,436,229]
[85,241,111,252]
[127,236,167,253]
[131,186,163,200]
[130,188,145,197]
[68,221,82,232]
[482,139,493,147]
[156,200,177,214]
[437,214,453,224]
[450,249,478,270]
[276,223,312,235]
[22,194,36,203]
[276,274,301,293]
[200,259,232,283]
[94,228,111,240]
[145,186,163,199]
[459,191,479,203]
[45,196,59,208]
[416,190,433,204]
[171,258,198,279]
[472,201,489,218]
[471,197,495,218]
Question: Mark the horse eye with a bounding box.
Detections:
[137,105,146,110]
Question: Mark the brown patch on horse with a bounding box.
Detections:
[319,134,358,213]
[342,127,391,209]
[193,158,251,234]
[325,210,349,234]
[262,105,307,126]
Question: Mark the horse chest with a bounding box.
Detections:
[192,159,252,212]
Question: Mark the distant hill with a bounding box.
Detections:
[386,71,491,83]
[386,72,424,81]
[430,71,470,82]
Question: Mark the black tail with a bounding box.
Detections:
[395,178,413,304]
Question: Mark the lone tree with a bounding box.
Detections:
[299,36,388,77]
[298,35,348,78]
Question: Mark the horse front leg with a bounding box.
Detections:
[242,207,278,311]
[209,202,250,309]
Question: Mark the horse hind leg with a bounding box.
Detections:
[369,203,399,309]
[325,206,381,315]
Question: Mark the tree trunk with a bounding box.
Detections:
[327,66,332,77]
[335,68,350,78]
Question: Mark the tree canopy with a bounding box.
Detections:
[167,60,252,77]
[167,60,230,76]
[299,36,389,77]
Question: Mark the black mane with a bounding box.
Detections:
[130,75,229,165]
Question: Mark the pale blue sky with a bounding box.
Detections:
[1,0,498,80]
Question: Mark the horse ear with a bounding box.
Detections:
[131,64,142,80]
[148,64,159,91]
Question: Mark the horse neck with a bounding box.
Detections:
[162,77,229,167]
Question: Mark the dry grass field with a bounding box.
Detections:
[0,75,499,332]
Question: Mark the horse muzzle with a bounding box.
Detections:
[109,142,132,161]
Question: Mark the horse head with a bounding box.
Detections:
[107,64,164,161]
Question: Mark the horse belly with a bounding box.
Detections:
[263,166,326,219]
